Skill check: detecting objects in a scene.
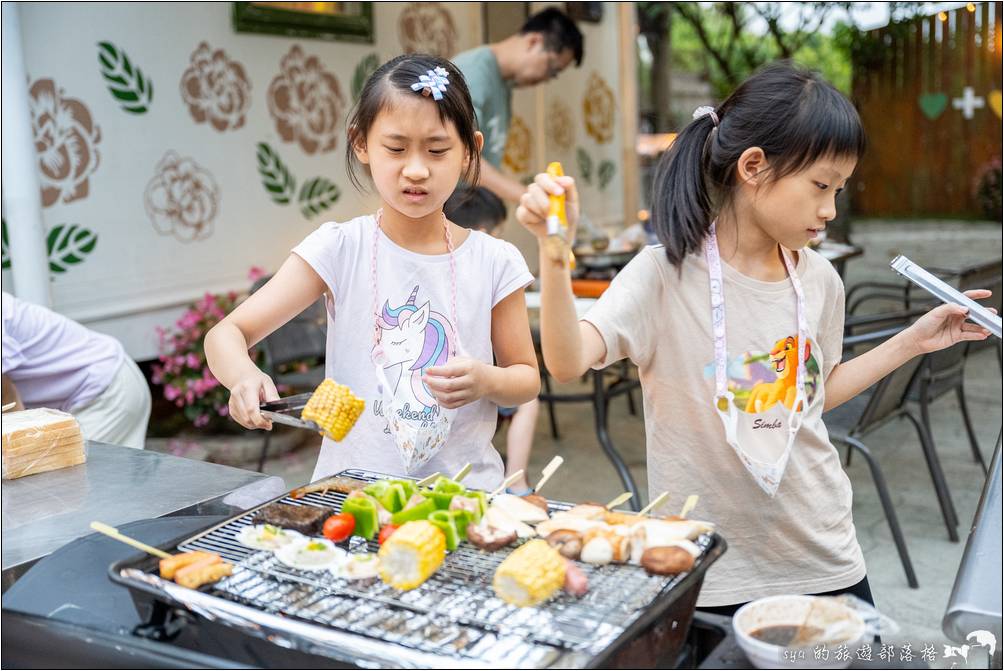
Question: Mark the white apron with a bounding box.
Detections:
[705,222,809,497]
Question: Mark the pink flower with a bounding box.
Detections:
[248,266,266,283]
[218,405,230,417]
[194,414,210,427]
[164,384,181,401]
[186,352,201,368]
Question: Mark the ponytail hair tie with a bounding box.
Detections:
[692,105,719,127]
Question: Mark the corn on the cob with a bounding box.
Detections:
[493,539,567,607]
[301,378,365,441]
[378,520,445,590]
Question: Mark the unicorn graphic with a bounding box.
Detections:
[374,285,455,414]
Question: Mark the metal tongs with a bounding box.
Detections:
[260,393,321,432]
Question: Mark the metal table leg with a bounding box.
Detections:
[593,370,641,510]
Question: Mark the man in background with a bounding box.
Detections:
[452,7,584,203]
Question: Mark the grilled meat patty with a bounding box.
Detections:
[251,503,334,535]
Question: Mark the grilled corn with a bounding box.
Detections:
[377,520,446,590]
[493,539,567,607]
[301,378,365,441]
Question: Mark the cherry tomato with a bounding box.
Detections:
[378,524,399,545]
[323,513,355,542]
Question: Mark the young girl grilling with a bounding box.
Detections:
[206,55,539,490]
[518,62,993,612]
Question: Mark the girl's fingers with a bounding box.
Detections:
[960,330,990,341]
[241,387,270,429]
[533,172,564,196]
[519,186,549,219]
[261,376,280,403]
[962,289,993,299]
[424,374,466,393]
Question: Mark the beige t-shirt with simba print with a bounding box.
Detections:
[583,244,865,607]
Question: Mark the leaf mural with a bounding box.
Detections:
[598,160,616,190]
[256,143,296,204]
[352,53,380,103]
[46,224,98,273]
[1,219,10,270]
[299,177,341,219]
[97,41,154,114]
[576,147,594,185]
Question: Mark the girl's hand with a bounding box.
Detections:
[423,357,490,409]
[516,173,580,242]
[905,289,995,355]
[227,369,280,430]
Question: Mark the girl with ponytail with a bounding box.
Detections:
[518,61,993,612]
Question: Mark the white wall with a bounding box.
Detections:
[3,1,629,358]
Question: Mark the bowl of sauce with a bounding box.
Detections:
[733,595,866,669]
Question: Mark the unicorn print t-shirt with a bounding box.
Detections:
[292,214,533,490]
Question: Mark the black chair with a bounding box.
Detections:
[847,260,1002,475]
[249,276,327,471]
[824,322,966,589]
[910,263,1002,476]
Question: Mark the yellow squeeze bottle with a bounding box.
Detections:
[545,162,568,239]
[543,162,574,266]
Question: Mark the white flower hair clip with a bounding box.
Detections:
[692,105,719,127]
[411,67,450,101]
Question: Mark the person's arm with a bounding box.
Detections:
[824,290,993,411]
[1,374,24,411]
[479,159,531,204]
[424,288,540,408]
[205,254,327,429]
[516,172,607,382]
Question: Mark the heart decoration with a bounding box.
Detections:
[918,92,948,120]
[989,90,1002,119]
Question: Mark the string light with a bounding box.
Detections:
[938,11,949,21]
[966,2,976,12]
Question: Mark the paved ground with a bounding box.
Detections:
[148,219,1002,663]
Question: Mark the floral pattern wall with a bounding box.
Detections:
[7,2,482,358]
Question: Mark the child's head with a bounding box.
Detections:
[346,54,483,219]
[651,61,866,266]
[443,186,507,236]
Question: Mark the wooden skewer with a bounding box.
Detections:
[679,495,699,519]
[452,463,472,482]
[1,402,16,413]
[489,470,524,500]
[532,456,564,494]
[635,491,670,517]
[605,492,633,510]
[90,521,172,559]
[416,472,442,488]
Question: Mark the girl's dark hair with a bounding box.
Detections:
[444,186,507,234]
[651,61,866,268]
[345,54,481,192]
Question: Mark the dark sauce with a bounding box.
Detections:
[750,624,823,646]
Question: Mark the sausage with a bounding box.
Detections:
[640,546,695,576]
[159,551,218,580]
[466,522,517,552]
[563,559,589,596]
[522,494,549,512]
[546,529,583,560]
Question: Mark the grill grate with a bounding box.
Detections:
[172,469,716,666]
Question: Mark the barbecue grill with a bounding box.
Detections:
[111,469,726,668]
